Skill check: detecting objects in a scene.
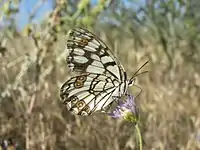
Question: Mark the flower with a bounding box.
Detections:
[108,95,139,124]
[108,95,143,150]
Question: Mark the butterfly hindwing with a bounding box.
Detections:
[60,73,121,115]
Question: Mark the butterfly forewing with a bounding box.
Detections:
[66,28,125,80]
[60,28,128,115]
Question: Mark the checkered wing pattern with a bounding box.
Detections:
[60,28,128,115]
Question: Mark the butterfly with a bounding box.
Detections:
[60,28,148,116]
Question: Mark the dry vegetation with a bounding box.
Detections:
[1,32,200,150]
[0,0,200,150]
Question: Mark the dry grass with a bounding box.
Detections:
[0,31,200,150]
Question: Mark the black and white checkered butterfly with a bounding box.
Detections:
[60,28,147,116]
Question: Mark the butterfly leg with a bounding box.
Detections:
[126,82,143,100]
[112,96,124,104]
[102,96,122,113]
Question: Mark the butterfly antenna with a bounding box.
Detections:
[130,61,149,82]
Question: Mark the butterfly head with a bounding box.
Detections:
[128,78,135,86]
[128,61,149,86]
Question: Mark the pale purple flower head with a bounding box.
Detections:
[108,95,138,123]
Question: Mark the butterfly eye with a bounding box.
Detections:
[128,80,134,86]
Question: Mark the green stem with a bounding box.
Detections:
[135,124,142,150]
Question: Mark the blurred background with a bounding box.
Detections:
[0,0,200,149]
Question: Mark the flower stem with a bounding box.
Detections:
[135,124,142,150]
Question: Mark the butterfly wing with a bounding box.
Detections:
[60,73,121,115]
[66,28,125,81]
[60,28,129,115]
